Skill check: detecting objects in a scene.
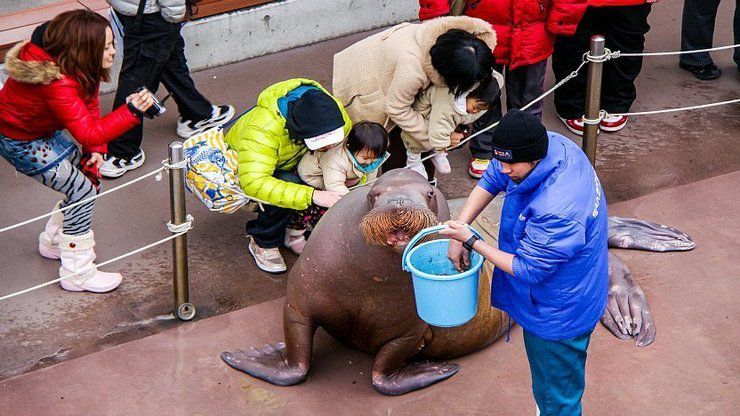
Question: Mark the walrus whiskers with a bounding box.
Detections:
[360,208,438,245]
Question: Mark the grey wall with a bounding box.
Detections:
[1,0,418,92]
[0,0,59,14]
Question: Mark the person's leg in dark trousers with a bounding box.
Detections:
[680,0,721,67]
[524,329,593,416]
[108,13,177,160]
[505,60,548,120]
[552,7,597,120]
[160,30,212,123]
[469,65,504,160]
[600,5,652,114]
[246,170,304,249]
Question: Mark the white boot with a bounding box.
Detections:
[406,151,428,179]
[38,201,64,259]
[58,231,122,293]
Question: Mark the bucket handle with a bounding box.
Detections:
[402,224,484,272]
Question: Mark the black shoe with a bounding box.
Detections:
[679,62,722,80]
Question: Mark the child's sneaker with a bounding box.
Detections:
[248,237,287,274]
[431,152,451,174]
[284,228,307,255]
[177,104,235,138]
[405,151,428,179]
[468,158,490,179]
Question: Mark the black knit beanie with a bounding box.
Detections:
[490,109,549,163]
[285,89,345,141]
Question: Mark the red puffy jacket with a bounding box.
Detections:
[589,0,646,6]
[419,0,588,70]
[0,42,139,154]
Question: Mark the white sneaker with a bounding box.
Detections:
[58,231,122,293]
[100,150,145,178]
[431,152,451,174]
[177,105,235,138]
[248,238,287,274]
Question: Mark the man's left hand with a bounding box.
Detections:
[439,220,474,243]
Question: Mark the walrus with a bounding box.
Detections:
[221,169,694,395]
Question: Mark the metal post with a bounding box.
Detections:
[582,35,605,167]
[168,141,195,321]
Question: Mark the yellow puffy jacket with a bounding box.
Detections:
[225,79,352,210]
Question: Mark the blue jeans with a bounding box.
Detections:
[523,329,594,416]
[0,131,76,176]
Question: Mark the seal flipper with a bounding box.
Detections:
[602,253,656,347]
[607,216,695,252]
[371,326,460,395]
[220,304,315,385]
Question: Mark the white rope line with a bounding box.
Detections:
[608,98,740,118]
[0,166,165,235]
[167,214,194,233]
[0,227,192,301]
[620,43,740,57]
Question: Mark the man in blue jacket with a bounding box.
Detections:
[441,109,608,416]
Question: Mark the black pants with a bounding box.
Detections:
[246,170,305,248]
[109,12,212,159]
[552,5,652,119]
[680,0,740,67]
[469,61,547,159]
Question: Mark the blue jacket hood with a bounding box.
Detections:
[477,133,609,341]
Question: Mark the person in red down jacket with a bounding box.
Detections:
[552,0,661,136]
[0,10,154,294]
[419,0,588,179]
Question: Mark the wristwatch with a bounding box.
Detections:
[462,235,480,252]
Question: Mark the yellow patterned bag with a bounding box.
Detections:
[183,128,251,214]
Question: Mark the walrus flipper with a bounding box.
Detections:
[371,327,460,395]
[601,253,656,347]
[220,304,315,386]
[608,216,696,252]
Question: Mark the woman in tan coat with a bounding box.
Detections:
[332,16,497,156]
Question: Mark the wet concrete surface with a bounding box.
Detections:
[0,0,738,383]
[1,172,738,415]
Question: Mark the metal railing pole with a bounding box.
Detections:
[583,35,605,166]
[168,141,195,321]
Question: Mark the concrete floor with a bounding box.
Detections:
[1,172,738,415]
[0,0,738,400]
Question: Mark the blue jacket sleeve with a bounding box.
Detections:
[512,215,586,285]
[477,159,508,196]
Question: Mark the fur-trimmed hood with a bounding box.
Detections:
[4,41,62,85]
[418,16,497,87]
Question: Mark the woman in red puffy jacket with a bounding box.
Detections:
[0,10,154,293]
[419,0,588,178]
[552,0,661,136]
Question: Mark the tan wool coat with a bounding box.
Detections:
[332,16,497,145]
[297,144,377,194]
[401,71,504,153]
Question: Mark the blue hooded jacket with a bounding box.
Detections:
[477,133,609,341]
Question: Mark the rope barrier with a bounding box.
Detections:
[620,43,740,57]
[0,225,193,301]
[608,98,740,118]
[0,166,165,235]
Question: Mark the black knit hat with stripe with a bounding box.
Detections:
[490,109,549,163]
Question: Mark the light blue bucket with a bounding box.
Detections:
[402,225,485,327]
